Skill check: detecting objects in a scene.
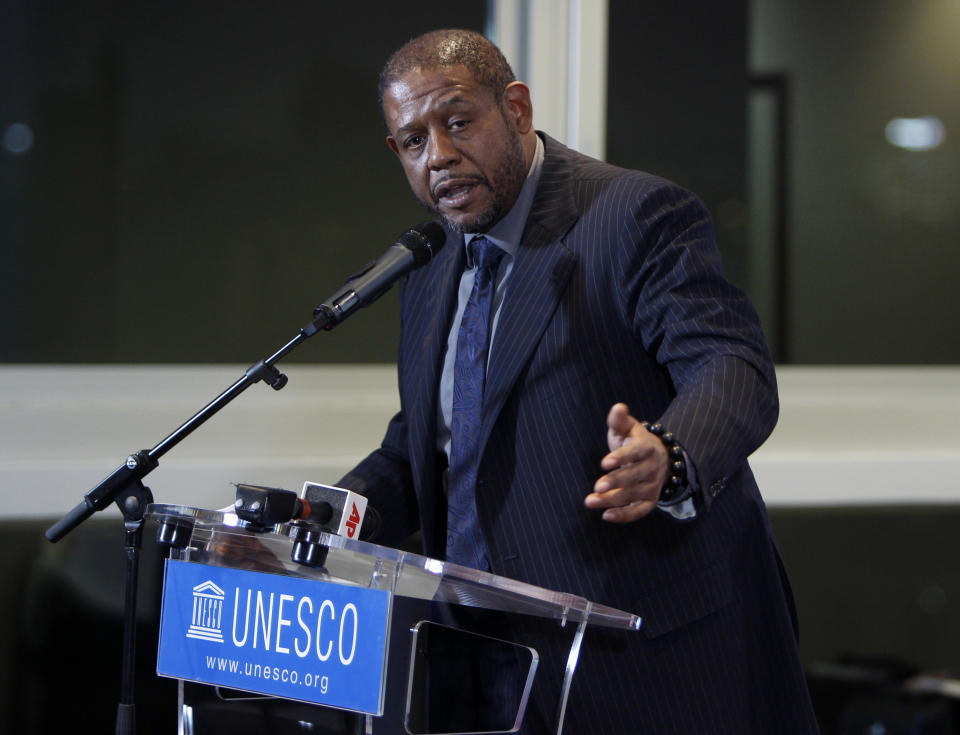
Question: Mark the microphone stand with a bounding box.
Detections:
[45,307,340,735]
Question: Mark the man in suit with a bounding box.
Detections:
[340,29,818,733]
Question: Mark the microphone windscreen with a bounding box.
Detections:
[401,221,446,265]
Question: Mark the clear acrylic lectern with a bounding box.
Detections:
[146,504,641,735]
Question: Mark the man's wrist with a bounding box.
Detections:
[641,421,693,506]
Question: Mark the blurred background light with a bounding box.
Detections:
[2,122,35,155]
[885,115,946,151]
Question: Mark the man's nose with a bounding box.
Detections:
[427,131,460,169]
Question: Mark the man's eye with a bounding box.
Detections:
[404,135,425,149]
[450,119,469,130]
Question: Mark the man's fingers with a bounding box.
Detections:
[606,402,635,440]
[601,500,658,523]
[593,402,667,523]
[585,485,634,509]
[600,436,657,471]
[586,472,660,508]
[584,481,659,520]
[593,462,660,493]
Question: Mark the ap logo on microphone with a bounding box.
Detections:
[345,502,362,538]
[302,482,369,539]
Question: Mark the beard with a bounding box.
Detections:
[421,125,528,234]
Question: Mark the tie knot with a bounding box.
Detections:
[470,236,504,273]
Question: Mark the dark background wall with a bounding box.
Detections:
[3,0,754,365]
[3,2,960,365]
[0,2,486,364]
[3,4,960,733]
[607,0,750,292]
[751,0,960,363]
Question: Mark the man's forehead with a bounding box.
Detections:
[387,65,479,98]
[384,66,493,120]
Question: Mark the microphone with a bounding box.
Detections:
[301,482,380,541]
[232,483,306,528]
[307,221,446,334]
[231,482,380,541]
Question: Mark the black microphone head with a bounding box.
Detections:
[398,221,446,266]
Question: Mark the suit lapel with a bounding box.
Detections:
[403,229,464,494]
[479,136,581,456]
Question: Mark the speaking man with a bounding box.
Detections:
[339,28,818,734]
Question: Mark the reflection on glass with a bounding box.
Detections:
[885,116,946,151]
[405,621,539,735]
[2,122,34,154]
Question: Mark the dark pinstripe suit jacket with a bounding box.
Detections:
[341,134,818,733]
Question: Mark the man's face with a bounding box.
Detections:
[383,65,529,233]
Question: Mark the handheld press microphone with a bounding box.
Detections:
[231,482,379,541]
[301,482,380,541]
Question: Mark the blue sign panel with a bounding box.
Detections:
[157,559,390,715]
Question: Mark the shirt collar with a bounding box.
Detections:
[464,134,545,266]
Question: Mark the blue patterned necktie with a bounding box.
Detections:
[446,236,505,570]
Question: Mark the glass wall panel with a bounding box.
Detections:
[0,3,487,363]
[751,0,960,363]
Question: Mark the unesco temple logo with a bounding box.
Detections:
[186,580,225,643]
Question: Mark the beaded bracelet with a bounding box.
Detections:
[640,421,688,504]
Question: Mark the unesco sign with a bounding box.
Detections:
[157,559,391,714]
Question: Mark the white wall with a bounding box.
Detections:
[0,365,398,519]
[489,0,608,160]
[3,364,959,522]
[752,366,960,506]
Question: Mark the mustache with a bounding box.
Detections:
[430,173,488,202]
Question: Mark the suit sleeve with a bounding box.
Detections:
[617,180,778,503]
[336,410,422,547]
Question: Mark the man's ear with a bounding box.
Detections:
[386,135,400,156]
[502,81,534,134]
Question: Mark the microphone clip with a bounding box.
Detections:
[245,360,288,391]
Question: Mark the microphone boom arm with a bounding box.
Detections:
[45,333,306,542]
[43,221,444,735]
[45,220,444,542]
